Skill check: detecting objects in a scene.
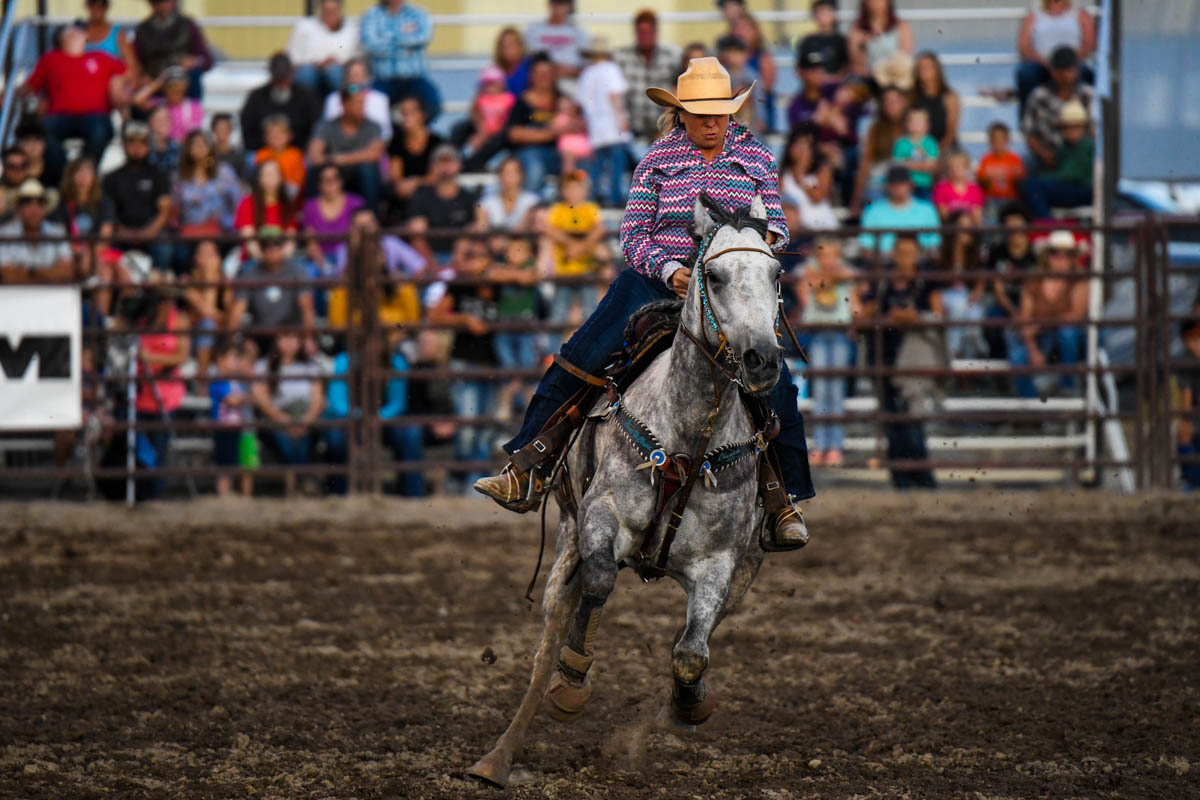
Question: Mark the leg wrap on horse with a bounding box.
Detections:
[546,642,595,722]
[547,600,603,722]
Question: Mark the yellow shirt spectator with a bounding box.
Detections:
[547,201,602,277]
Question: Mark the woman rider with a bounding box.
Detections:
[475,57,813,550]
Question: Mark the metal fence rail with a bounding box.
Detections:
[0,217,1194,499]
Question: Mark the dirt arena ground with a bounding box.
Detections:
[0,491,1197,799]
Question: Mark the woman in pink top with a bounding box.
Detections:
[933,149,984,224]
[133,285,190,497]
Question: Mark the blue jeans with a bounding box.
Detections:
[373,75,442,121]
[41,112,113,187]
[1006,326,1084,398]
[515,145,561,197]
[450,367,497,488]
[504,269,815,501]
[548,283,599,353]
[808,331,852,453]
[587,143,630,208]
[294,63,344,99]
[1021,175,1093,220]
[326,425,425,496]
[136,411,172,499]
[939,286,988,359]
[494,332,539,369]
[264,429,313,464]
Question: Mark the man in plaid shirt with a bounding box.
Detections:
[1021,46,1094,171]
[360,0,441,119]
[614,9,681,141]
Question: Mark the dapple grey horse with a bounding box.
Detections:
[468,195,785,787]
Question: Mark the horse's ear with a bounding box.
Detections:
[749,194,767,221]
[692,195,716,240]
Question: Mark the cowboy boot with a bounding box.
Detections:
[759,457,809,552]
[473,462,547,514]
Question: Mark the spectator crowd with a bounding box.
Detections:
[0,0,1130,496]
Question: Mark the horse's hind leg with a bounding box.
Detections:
[545,503,620,722]
[668,558,736,728]
[466,517,581,788]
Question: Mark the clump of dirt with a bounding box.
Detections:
[0,491,1197,798]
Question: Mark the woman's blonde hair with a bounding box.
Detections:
[656,108,681,137]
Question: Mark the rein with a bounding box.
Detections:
[628,225,780,579]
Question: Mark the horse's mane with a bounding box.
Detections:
[692,191,770,243]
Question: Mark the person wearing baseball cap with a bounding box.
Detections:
[1021,45,1095,169]
[476,55,816,552]
[1020,97,1093,219]
[103,119,173,269]
[0,179,74,284]
[859,164,941,254]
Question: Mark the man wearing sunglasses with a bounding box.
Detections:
[307,82,384,207]
[0,180,75,284]
[0,147,30,221]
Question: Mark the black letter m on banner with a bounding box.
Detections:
[0,336,71,380]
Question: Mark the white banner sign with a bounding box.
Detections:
[0,286,82,430]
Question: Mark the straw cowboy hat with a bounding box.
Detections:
[645,56,753,115]
[14,178,58,211]
[1056,98,1089,127]
[1036,228,1088,257]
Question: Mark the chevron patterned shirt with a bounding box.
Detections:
[620,121,788,285]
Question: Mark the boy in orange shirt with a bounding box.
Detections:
[976,121,1026,223]
[254,115,306,193]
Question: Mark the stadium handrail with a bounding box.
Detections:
[37,5,1099,29]
[0,0,25,147]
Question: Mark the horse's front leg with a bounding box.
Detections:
[668,555,736,728]
[545,499,621,722]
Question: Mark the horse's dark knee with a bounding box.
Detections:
[578,554,617,603]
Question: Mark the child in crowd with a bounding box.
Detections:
[541,170,610,349]
[255,115,307,194]
[892,106,939,198]
[146,105,180,174]
[490,235,543,421]
[933,148,984,224]
[135,65,203,143]
[251,331,325,496]
[1020,100,1095,220]
[554,96,592,177]
[797,236,860,467]
[976,121,1025,223]
[1179,310,1200,490]
[468,66,516,156]
[716,34,761,134]
[209,339,254,497]
[211,113,245,181]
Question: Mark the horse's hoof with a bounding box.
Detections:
[671,679,717,727]
[466,749,511,788]
[655,703,697,734]
[545,669,592,722]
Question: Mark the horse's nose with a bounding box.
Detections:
[742,344,782,390]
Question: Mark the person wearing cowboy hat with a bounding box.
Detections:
[577,35,632,207]
[1006,228,1088,399]
[1019,97,1093,220]
[0,179,74,284]
[476,56,813,550]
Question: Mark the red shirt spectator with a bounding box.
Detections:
[26,44,125,115]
